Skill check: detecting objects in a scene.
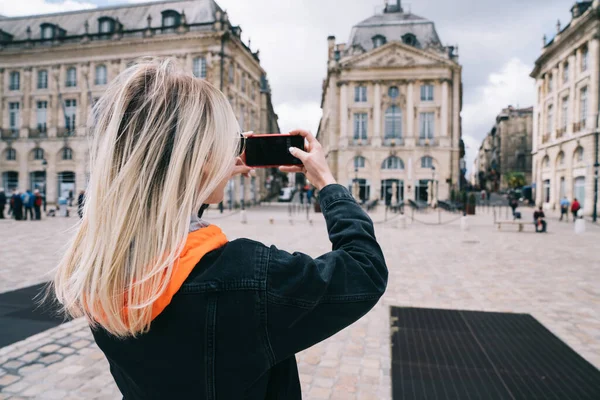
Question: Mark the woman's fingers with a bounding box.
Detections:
[279,166,303,173]
[288,129,318,147]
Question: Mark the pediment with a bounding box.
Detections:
[342,42,451,69]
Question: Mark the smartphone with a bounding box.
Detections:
[243,134,305,167]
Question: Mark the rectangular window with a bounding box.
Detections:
[561,97,568,130]
[354,86,367,102]
[563,62,569,84]
[65,99,77,131]
[66,68,77,87]
[419,112,435,139]
[580,87,588,128]
[37,70,48,89]
[37,101,48,132]
[241,74,246,93]
[229,64,234,83]
[548,74,553,92]
[420,84,434,101]
[582,47,589,72]
[193,57,207,79]
[9,71,20,91]
[9,102,20,131]
[353,113,368,140]
[546,104,553,134]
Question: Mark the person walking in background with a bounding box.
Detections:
[77,190,86,218]
[11,190,23,221]
[533,206,547,233]
[559,196,570,222]
[34,189,43,220]
[509,196,518,218]
[22,189,34,221]
[306,185,314,205]
[571,198,581,222]
[0,188,6,219]
[68,190,74,207]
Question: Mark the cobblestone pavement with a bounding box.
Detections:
[1,204,599,399]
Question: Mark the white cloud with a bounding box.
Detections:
[275,102,322,135]
[462,58,535,174]
[0,0,95,16]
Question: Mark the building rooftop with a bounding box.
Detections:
[0,0,221,42]
[346,0,442,54]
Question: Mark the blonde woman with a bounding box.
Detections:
[53,59,387,399]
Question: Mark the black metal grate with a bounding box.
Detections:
[391,307,600,400]
[0,283,67,348]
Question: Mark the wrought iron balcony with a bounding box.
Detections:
[1,129,19,140]
[57,127,75,138]
[29,127,48,139]
[383,137,404,146]
[418,138,438,147]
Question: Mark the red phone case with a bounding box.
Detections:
[242,133,305,168]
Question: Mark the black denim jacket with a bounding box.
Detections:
[92,184,388,399]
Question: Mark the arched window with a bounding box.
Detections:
[66,67,77,87]
[95,65,107,85]
[384,106,402,139]
[354,156,365,169]
[40,24,54,40]
[557,151,565,166]
[162,10,180,31]
[33,148,44,160]
[98,17,114,34]
[421,156,433,169]
[574,146,584,163]
[542,155,550,168]
[402,33,417,46]
[6,148,16,161]
[62,147,73,160]
[193,57,207,78]
[372,34,386,48]
[382,156,404,170]
[388,86,399,99]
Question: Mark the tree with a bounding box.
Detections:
[504,172,526,189]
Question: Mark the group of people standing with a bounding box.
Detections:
[0,188,44,221]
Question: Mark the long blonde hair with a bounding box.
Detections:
[53,58,240,337]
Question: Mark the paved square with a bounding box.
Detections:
[1,204,599,399]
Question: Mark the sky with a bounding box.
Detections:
[0,0,575,177]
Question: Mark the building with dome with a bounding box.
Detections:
[317,0,463,205]
[0,0,279,206]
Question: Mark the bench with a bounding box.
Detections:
[495,220,535,232]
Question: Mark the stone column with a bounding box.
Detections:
[23,68,32,135]
[441,79,449,137]
[0,69,5,129]
[407,156,413,200]
[568,54,576,135]
[406,80,414,141]
[80,63,90,135]
[552,66,559,138]
[339,82,348,148]
[589,38,599,129]
[373,82,382,146]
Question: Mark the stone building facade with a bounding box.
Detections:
[475,106,533,192]
[317,0,463,205]
[0,0,279,206]
[531,0,600,215]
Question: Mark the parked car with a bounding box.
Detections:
[278,187,296,202]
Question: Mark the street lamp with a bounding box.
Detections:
[41,158,48,212]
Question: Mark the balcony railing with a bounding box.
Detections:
[541,133,550,144]
[418,137,438,146]
[383,137,404,146]
[1,129,19,140]
[29,128,48,139]
[350,137,371,146]
[57,127,75,138]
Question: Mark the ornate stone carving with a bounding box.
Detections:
[372,48,416,67]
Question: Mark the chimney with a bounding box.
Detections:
[327,35,335,60]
